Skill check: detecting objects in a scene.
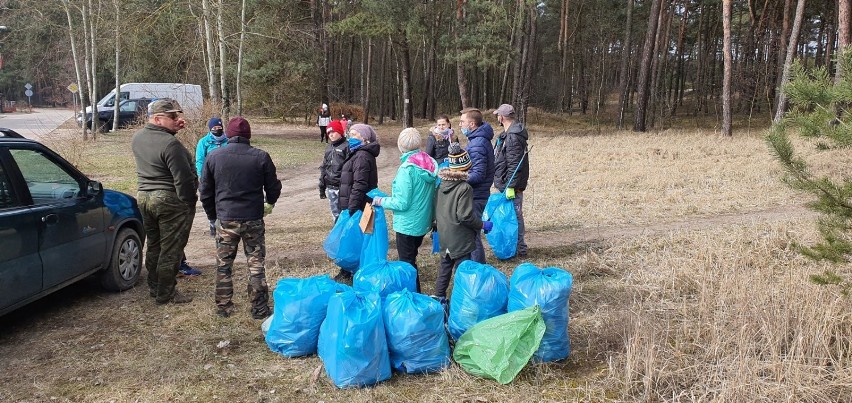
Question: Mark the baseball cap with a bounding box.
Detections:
[148,98,183,115]
[493,104,515,117]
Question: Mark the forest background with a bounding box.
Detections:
[0,0,843,134]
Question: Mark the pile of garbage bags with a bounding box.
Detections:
[264,262,573,388]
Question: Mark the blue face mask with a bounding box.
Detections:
[348,137,363,150]
[461,127,472,137]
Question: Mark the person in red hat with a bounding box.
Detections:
[318,119,350,221]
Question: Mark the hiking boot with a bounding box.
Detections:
[177,261,202,277]
[252,306,272,320]
[333,269,353,285]
[149,289,157,298]
[156,290,193,305]
[217,302,235,318]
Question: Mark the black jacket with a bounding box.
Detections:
[338,141,380,214]
[319,137,349,189]
[493,121,529,192]
[199,137,282,221]
[425,135,450,162]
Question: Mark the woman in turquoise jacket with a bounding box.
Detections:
[195,117,226,178]
[373,128,438,292]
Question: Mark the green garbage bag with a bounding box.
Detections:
[452,305,545,384]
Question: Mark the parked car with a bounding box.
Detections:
[0,136,144,316]
[76,82,203,126]
[82,98,152,132]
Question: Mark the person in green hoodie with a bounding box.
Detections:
[372,127,438,292]
[432,143,492,302]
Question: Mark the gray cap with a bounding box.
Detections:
[493,104,515,117]
[148,98,183,115]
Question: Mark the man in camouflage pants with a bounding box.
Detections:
[199,117,282,319]
[131,99,197,305]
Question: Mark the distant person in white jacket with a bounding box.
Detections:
[317,103,331,143]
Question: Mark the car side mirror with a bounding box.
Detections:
[87,180,103,196]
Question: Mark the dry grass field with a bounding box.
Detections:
[1,116,851,402]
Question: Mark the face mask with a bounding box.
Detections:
[348,137,363,150]
[461,127,472,137]
[211,129,224,136]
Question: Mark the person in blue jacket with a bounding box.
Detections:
[372,128,438,292]
[196,117,227,178]
[195,117,228,244]
[457,108,495,263]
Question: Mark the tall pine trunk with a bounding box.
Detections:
[633,0,661,132]
[722,0,733,136]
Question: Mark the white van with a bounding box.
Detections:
[76,83,203,124]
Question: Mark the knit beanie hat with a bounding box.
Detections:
[326,119,346,135]
[447,142,471,171]
[226,116,251,139]
[349,123,377,143]
[397,127,422,153]
[208,117,223,130]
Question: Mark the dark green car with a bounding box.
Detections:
[0,137,144,316]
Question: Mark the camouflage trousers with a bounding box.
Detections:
[137,190,194,303]
[215,219,270,316]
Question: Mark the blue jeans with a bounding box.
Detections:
[326,188,340,221]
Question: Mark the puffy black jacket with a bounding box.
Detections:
[338,141,380,214]
[199,137,282,221]
[319,137,349,189]
[464,122,496,201]
[494,121,529,192]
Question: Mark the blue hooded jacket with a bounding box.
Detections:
[464,122,496,201]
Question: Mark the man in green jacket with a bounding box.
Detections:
[132,98,197,304]
[372,127,438,292]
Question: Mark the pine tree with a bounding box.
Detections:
[767,50,852,294]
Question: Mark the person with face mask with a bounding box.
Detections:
[456,108,495,264]
[195,117,229,244]
[196,117,227,178]
[334,123,381,283]
[492,104,530,258]
[425,114,456,163]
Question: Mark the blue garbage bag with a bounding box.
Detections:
[360,188,391,266]
[448,260,509,340]
[508,263,573,362]
[322,209,364,272]
[265,275,350,357]
[318,290,391,388]
[382,289,450,373]
[354,260,417,298]
[482,192,518,260]
[431,231,440,254]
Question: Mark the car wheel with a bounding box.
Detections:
[101,228,142,291]
[98,120,110,133]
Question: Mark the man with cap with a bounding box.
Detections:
[319,119,350,221]
[200,116,282,319]
[493,104,530,258]
[457,107,495,263]
[433,143,492,302]
[317,103,331,143]
[132,98,197,304]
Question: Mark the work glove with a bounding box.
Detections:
[319,186,327,199]
[263,203,275,216]
[482,221,493,234]
[372,196,383,207]
[505,187,516,200]
[208,219,216,237]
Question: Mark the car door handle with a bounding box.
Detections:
[42,214,59,225]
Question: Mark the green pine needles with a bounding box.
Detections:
[767,50,852,295]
